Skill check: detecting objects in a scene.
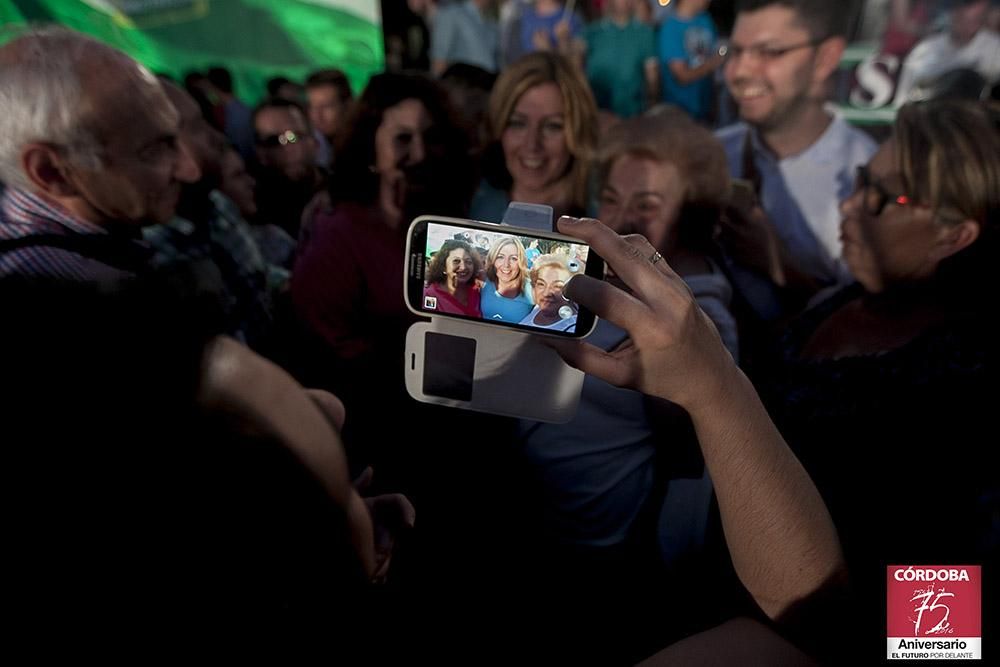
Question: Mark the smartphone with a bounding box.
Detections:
[405,216,605,338]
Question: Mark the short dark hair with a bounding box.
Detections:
[251,97,311,138]
[266,76,301,99]
[206,66,233,93]
[440,63,497,93]
[735,0,850,40]
[305,69,353,102]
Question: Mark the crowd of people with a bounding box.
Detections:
[1,0,998,662]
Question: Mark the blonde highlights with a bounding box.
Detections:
[486,52,598,212]
[895,100,1000,229]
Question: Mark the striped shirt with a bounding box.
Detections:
[143,190,279,349]
[0,188,150,281]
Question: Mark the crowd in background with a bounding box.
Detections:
[1,0,999,663]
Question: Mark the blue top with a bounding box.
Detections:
[470,180,511,224]
[657,11,717,120]
[224,98,256,164]
[517,269,738,555]
[430,0,499,72]
[715,117,877,320]
[518,305,577,331]
[525,246,541,268]
[520,5,583,54]
[481,279,534,322]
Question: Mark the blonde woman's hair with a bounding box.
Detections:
[895,100,1000,229]
[485,52,598,214]
[894,100,1000,297]
[485,236,529,287]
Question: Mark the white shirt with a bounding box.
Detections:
[895,29,1000,104]
[716,116,877,319]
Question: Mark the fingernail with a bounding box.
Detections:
[558,215,579,225]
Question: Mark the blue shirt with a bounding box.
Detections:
[520,5,582,54]
[224,99,255,164]
[470,180,511,224]
[431,0,499,72]
[657,12,717,120]
[517,272,737,551]
[481,279,534,322]
[715,117,877,320]
[525,246,541,268]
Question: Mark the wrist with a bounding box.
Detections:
[679,352,745,418]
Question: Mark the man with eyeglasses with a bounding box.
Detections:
[252,97,327,240]
[715,0,877,322]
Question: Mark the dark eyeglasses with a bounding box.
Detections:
[725,39,820,63]
[256,129,302,148]
[854,165,915,216]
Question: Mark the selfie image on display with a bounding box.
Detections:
[418,222,591,334]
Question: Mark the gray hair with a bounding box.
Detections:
[0,27,112,190]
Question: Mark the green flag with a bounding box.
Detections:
[0,0,383,102]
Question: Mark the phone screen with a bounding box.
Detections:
[407,218,602,337]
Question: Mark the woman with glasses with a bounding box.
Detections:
[754,99,1000,650]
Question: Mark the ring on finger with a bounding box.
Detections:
[649,250,664,266]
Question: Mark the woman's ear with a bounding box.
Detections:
[929,219,980,263]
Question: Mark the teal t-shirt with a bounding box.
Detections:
[585,19,656,118]
[658,12,717,120]
[481,279,534,322]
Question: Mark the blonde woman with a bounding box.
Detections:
[471,52,598,223]
[481,235,534,322]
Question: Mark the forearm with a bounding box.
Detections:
[684,364,844,620]
[670,58,718,85]
[198,336,376,574]
[557,37,585,64]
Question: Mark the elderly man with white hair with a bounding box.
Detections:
[0,27,416,614]
[0,27,201,280]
